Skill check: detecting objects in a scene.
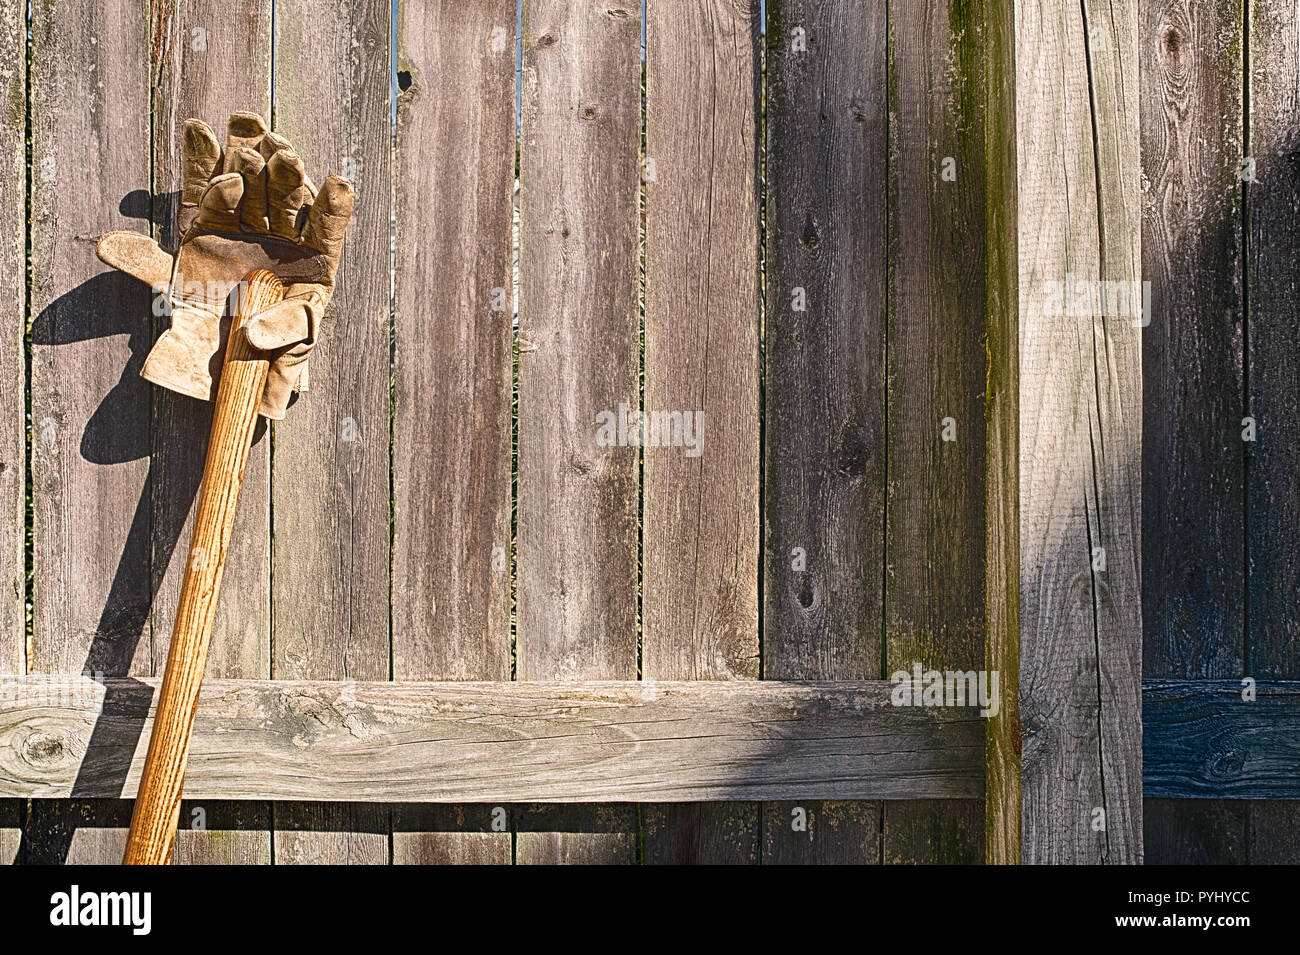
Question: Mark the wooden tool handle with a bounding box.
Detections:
[123,269,284,865]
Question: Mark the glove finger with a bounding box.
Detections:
[242,291,323,352]
[181,119,222,207]
[225,146,269,233]
[266,149,312,239]
[194,172,245,231]
[225,111,268,159]
[96,231,173,290]
[302,175,355,268]
[258,130,292,163]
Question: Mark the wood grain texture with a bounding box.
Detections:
[28,0,152,865]
[0,0,23,865]
[0,798,19,864]
[761,801,879,865]
[1015,0,1143,864]
[1142,0,1243,678]
[1248,1,1300,677]
[270,0,391,866]
[0,0,23,677]
[1247,801,1300,863]
[172,800,270,864]
[0,677,986,801]
[391,0,515,866]
[1139,0,1245,868]
[884,0,987,867]
[517,0,638,683]
[149,0,274,867]
[643,0,762,866]
[1143,798,1246,863]
[762,0,885,867]
[516,0,641,865]
[984,0,1021,865]
[1246,1,1300,864]
[25,799,132,864]
[883,800,983,864]
[1143,679,1300,797]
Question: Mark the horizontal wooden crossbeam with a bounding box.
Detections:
[3,677,1292,803]
[0,678,983,802]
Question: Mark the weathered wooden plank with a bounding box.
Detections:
[1143,680,1300,798]
[1144,798,1246,863]
[391,0,515,866]
[515,0,641,865]
[1015,0,1143,864]
[269,0,391,866]
[24,799,132,864]
[0,678,986,802]
[0,0,24,678]
[1142,0,1244,676]
[173,800,270,865]
[762,0,886,867]
[149,0,275,868]
[392,805,509,865]
[643,0,762,866]
[0,0,21,863]
[984,0,1021,865]
[517,0,639,683]
[764,0,884,677]
[0,798,19,864]
[1245,0,1300,866]
[642,803,760,864]
[1249,0,1300,682]
[27,0,151,866]
[761,801,879,865]
[516,804,635,865]
[884,0,987,866]
[883,800,983,864]
[1139,0,1245,868]
[1248,801,1300,863]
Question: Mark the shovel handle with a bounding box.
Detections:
[123,269,284,865]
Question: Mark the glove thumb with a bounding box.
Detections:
[97,231,173,291]
[242,292,322,352]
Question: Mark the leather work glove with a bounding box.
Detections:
[97,111,355,419]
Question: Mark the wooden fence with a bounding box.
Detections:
[0,0,1296,864]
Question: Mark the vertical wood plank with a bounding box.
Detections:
[761,801,879,865]
[0,0,25,863]
[515,0,641,865]
[1248,1,1299,678]
[27,0,151,865]
[1144,798,1246,863]
[150,0,274,866]
[762,0,885,865]
[270,0,391,865]
[1248,801,1300,863]
[1139,0,1245,865]
[0,0,23,675]
[1248,0,1300,865]
[0,800,19,864]
[643,0,761,864]
[984,0,1021,865]
[1141,0,1243,679]
[391,0,515,865]
[883,0,987,865]
[1015,0,1143,864]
